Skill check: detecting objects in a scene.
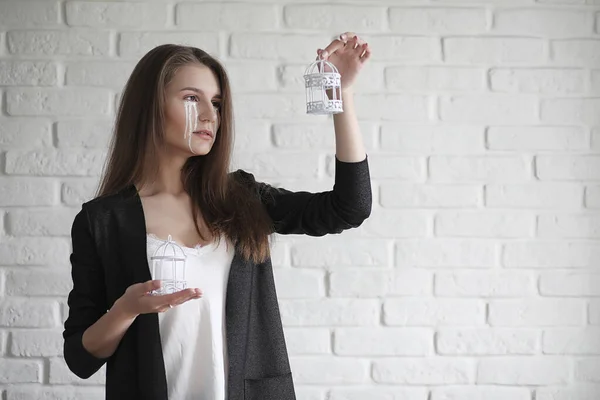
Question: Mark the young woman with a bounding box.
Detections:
[62,32,372,400]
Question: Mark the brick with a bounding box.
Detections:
[233,94,306,119]
[389,268,433,296]
[284,5,385,31]
[552,40,600,65]
[386,66,485,92]
[0,178,56,206]
[0,2,59,26]
[366,156,425,180]
[540,272,600,296]
[331,387,428,400]
[381,184,482,208]
[384,298,486,326]
[290,357,369,384]
[284,328,330,355]
[7,208,78,236]
[440,95,537,124]
[390,7,487,34]
[178,3,278,30]
[49,357,105,385]
[490,68,584,94]
[334,327,433,356]
[329,269,392,297]
[591,70,600,93]
[56,119,113,149]
[537,155,600,180]
[381,125,484,153]
[6,149,106,176]
[536,385,600,400]
[280,299,379,326]
[65,62,135,88]
[230,33,321,61]
[224,62,277,93]
[273,268,324,298]
[0,360,41,383]
[8,30,110,56]
[291,239,389,267]
[345,210,429,239]
[368,36,441,62]
[9,329,63,357]
[503,241,600,268]
[233,152,318,179]
[538,213,600,239]
[0,299,58,328]
[294,388,324,400]
[430,156,531,183]
[432,386,531,400]
[373,358,473,384]
[5,270,72,297]
[0,237,69,266]
[435,211,534,238]
[478,357,569,385]
[273,122,377,151]
[61,180,99,206]
[488,299,585,326]
[586,185,600,208]
[437,328,539,355]
[575,358,600,382]
[541,98,600,125]
[66,2,168,28]
[0,61,57,86]
[444,38,545,64]
[396,239,497,268]
[0,119,52,148]
[487,126,586,150]
[6,88,110,116]
[119,32,220,58]
[6,387,104,400]
[589,300,600,324]
[354,94,430,121]
[543,328,600,354]
[493,9,592,37]
[435,271,535,297]
[486,183,583,209]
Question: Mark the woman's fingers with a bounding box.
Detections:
[145,287,202,311]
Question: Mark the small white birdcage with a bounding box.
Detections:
[304,59,343,115]
[150,235,187,295]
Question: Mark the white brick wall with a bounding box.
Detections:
[0,0,599,399]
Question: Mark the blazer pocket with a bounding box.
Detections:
[244,372,295,400]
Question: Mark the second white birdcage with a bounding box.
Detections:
[304,59,343,115]
[150,235,187,295]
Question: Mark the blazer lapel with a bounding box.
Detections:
[116,184,168,400]
[114,184,254,400]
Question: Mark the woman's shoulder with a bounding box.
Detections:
[80,184,137,218]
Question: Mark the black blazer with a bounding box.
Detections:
[62,157,372,400]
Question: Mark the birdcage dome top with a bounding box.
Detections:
[151,234,187,261]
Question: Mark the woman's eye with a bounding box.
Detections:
[184,95,198,102]
[212,102,221,111]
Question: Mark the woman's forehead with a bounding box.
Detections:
[169,64,220,96]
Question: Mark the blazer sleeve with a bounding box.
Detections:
[62,204,110,379]
[236,155,372,236]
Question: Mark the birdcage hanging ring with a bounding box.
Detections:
[149,235,187,296]
[304,59,343,115]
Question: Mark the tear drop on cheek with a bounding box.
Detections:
[183,101,199,154]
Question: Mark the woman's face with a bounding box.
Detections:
[163,63,221,157]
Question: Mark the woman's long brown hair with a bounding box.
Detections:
[95,44,273,263]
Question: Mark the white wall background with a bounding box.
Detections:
[0,0,600,399]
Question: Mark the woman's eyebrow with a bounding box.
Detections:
[179,87,222,99]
